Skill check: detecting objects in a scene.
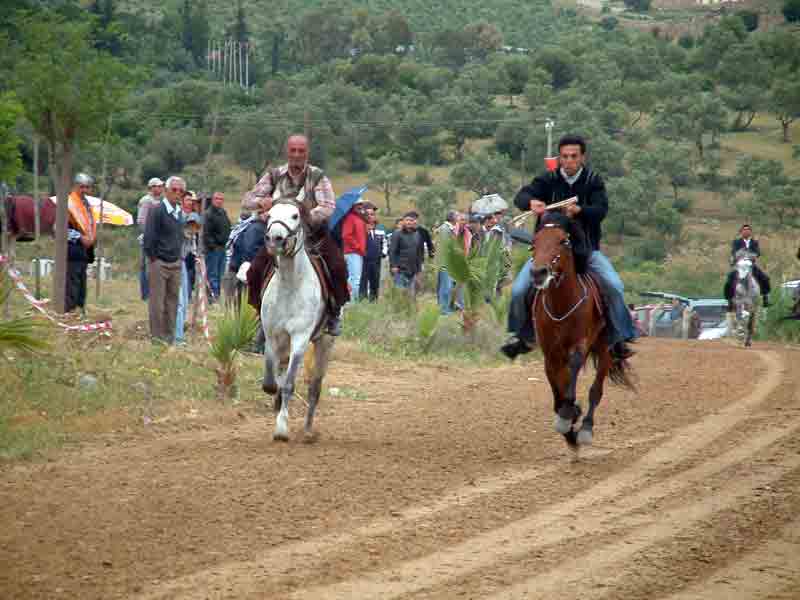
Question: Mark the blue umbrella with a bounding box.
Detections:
[328,186,368,232]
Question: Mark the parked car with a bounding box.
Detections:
[639,292,729,340]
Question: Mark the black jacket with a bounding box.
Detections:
[389,229,423,275]
[364,228,385,262]
[731,238,760,262]
[417,225,435,259]
[514,167,608,251]
[204,206,232,252]
[144,201,184,263]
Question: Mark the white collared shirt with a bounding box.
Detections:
[162,197,181,220]
[560,167,583,186]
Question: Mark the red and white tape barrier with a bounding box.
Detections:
[0,255,112,334]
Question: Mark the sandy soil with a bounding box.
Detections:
[2,337,799,600]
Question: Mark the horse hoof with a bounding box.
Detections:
[554,415,572,435]
[273,431,289,442]
[577,429,593,446]
[302,431,317,444]
[263,382,278,395]
[563,430,579,447]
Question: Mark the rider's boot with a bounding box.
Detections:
[500,330,536,360]
[326,306,343,336]
[610,340,635,361]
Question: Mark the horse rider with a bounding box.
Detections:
[241,134,349,335]
[727,224,770,307]
[501,134,637,361]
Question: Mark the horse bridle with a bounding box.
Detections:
[267,216,303,259]
[534,225,587,321]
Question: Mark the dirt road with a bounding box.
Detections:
[2,338,799,599]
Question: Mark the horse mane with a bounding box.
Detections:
[539,211,572,232]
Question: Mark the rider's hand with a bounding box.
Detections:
[530,200,546,216]
[565,204,581,218]
[391,267,399,275]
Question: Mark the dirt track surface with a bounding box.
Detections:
[2,338,800,599]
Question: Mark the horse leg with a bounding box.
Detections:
[262,339,278,396]
[274,336,310,442]
[555,350,583,432]
[304,336,334,441]
[745,308,754,347]
[578,347,610,446]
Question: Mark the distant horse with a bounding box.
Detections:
[0,194,56,263]
[531,213,634,448]
[725,250,761,347]
[260,202,335,442]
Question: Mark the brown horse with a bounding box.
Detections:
[531,213,634,447]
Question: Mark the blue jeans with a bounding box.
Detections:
[206,249,225,301]
[508,251,637,346]
[437,270,454,314]
[175,260,190,344]
[394,271,415,290]
[139,248,149,301]
[345,253,364,302]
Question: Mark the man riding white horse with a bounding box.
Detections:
[726,224,770,308]
[241,134,349,335]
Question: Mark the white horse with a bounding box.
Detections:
[261,202,334,442]
[731,250,761,347]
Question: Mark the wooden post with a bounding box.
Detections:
[95,114,112,301]
[33,135,40,240]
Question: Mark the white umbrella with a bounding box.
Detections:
[50,195,134,226]
[471,194,508,216]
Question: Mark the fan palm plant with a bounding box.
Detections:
[441,236,506,333]
[209,302,260,401]
[0,267,50,355]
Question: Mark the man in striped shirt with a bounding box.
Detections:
[242,134,348,335]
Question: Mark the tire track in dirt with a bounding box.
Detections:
[487,456,800,600]
[139,350,785,599]
[659,520,800,600]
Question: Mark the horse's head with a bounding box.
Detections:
[531,212,573,290]
[735,255,754,281]
[266,202,304,257]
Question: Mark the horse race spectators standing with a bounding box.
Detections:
[729,224,771,306]
[389,212,424,298]
[65,173,97,314]
[175,191,202,345]
[136,177,164,300]
[242,134,348,335]
[203,191,231,304]
[501,134,637,361]
[341,200,368,301]
[144,176,185,344]
[360,206,386,302]
[435,210,460,314]
[405,211,434,292]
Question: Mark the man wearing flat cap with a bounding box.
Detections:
[136,177,165,300]
[66,173,97,313]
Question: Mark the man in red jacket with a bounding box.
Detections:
[342,201,368,301]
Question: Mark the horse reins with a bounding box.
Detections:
[267,218,303,259]
[540,275,588,322]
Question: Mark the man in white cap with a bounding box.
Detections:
[66,173,97,314]
[136,177,165,300]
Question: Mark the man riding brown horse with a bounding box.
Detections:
[241,134,349,335]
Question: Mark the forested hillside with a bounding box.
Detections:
[1,0,799,300]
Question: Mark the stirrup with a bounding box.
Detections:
[500,336,534,360]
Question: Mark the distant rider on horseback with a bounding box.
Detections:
[724,224,771,310]
[241,134,349,335]
[501,134,637,361]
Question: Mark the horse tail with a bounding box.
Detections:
[591,346,636,391]
[608,356,636,391]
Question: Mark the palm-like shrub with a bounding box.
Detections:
[0,268,49,355]
[209,302,260,401]
[441,236,506,333]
